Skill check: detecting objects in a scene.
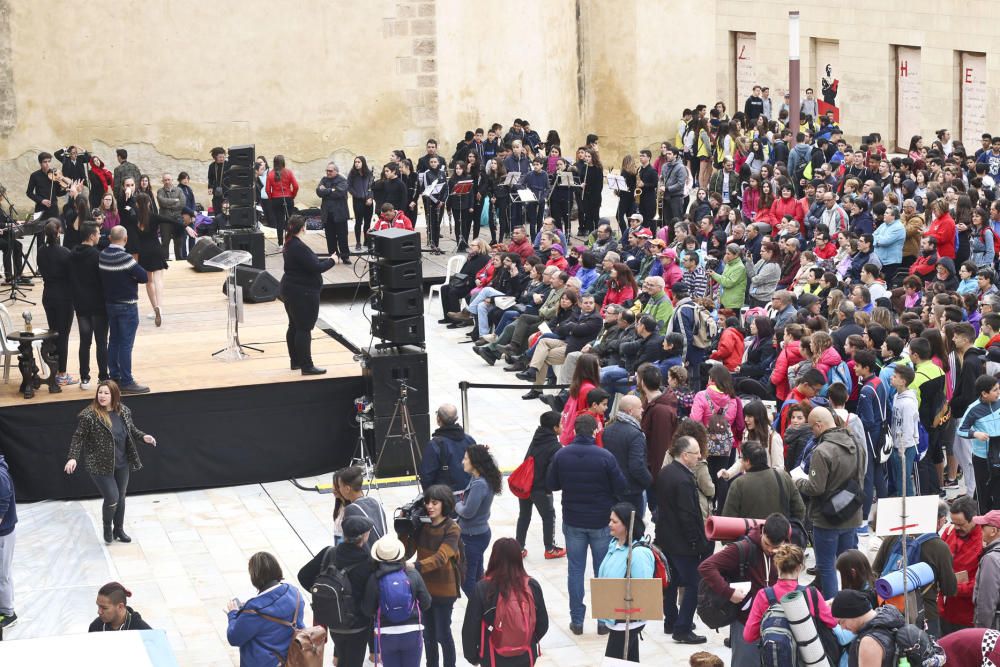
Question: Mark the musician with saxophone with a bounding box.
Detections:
[27,152,68,219]
[636,150,658,232]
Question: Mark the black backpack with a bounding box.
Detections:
[697,539,753,629]
[310,549,363,632]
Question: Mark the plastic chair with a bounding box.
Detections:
[428,254,466,314]
[0,303,47,383]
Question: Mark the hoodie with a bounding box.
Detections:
[691,387,746,446]
[227,583,306,667]
[88,606,151,632]
[0,455,16,537]
[957,398,1000,459]
[69,242,106,316]
[787,143,812,182]
[524,426,561,493]
[892,388,919,451]
[771,340,804,402]
[794,426,864,529]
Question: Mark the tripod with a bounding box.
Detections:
[374,381,422,482]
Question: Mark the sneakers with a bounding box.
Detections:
[0,612,17,630]
[569,622,583,636]
[120,383,150,395]
[943,478,959,489]
[544,546,567,559]
[80,378,91,391]
[56,373,79,386]
[857,525,870,536]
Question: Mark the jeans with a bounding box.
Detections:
[663,553,701,634]
[469,287,505,336]
[77,312,109,383]
[331,630,370,667]
[730,618,759,667]
[889,446,917,497]
[461,529,491,598]
[0,530,13,614]
[423,598,456,667]
[564,523,611,626]
[600,365,632,396]
[516,491,556,550]
[91,466,130,529]
[377,630,422,667]
[106,302,139,386]
[863,442,888,521]
[282,289,320,368]
[812,525,858,596]
[42,296,74,373]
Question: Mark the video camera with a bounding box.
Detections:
[394,495,430,536]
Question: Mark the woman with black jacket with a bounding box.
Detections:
[38,220,76,385]
[399,159,420,221]
[736,316,777,380]
[71,223,108,388]
[279,215,336,375]
[480,159,500,244]
[347,156,373,250]
[61,192,92,249]
[614,156,638,236]
[461,538,549,667]
[448,161,476,252]
[492,160,512,243]
[438,238,490,322]
[65,380,157,544]
[550,159,576,234]
[420,156,447,253]
[580,149,604,236]
[514,412,565,558]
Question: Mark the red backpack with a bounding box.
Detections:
[507,457,535,500]
[982,226,1000,259]
[639,540,671,589]
[483,578,537,664]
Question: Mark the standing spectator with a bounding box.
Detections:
[70,223,107,390]
[155,172,185,262]
[419,404,477,491]
[226,552,306,667]
[795,407,864,596]
[656,436,709,645]
[690,365,745,511]
[112,149,141,201]
[461,538,549,667]
[317,162,351,263]
[336,466,387,550]
[0,452,14,631]
[364,535,432,667]
[515,412,565,560]
[722,440,804,520]
[890,364,920,498]
[89,581,151,632]
[399,485,462,667]
[603,395,653,514]
[546,413,628,635]
[973,510,1000,628]
[855,350,888,525]
[38,219,77,386]
[957,375,1000,513]
[456,445,502,597]
[927,198,957,260]
[98,226,148,395]
[939,495,982,635]
[637,365,678,503]
[207,147,228,214]
[266,154,300,246]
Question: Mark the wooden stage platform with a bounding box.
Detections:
[0,261,360,408]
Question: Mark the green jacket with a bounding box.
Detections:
[711,258,747,310]
[539,286,565,321]
[642,292,674,334]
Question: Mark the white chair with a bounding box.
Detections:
[0,303,48,383]
[428,254,466,314]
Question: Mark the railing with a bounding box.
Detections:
[458,380,570,431]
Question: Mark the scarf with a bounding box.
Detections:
[90,157,113,191]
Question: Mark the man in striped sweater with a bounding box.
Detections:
[99,226,149,394]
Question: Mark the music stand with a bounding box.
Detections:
[607,174,628,192]
[205,249,262,360]
[502,172,521,187]
[451,180,473,196]
[422,180,444,199]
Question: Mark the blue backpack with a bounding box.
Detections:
[880,534,937,577]
[377,569,416,626]
[759,585,803,667]
[819,360,853,397]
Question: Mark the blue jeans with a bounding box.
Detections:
[377,630,423,667]
[664,553,701,634]
[423,598,455,667]
[889,446,917,497]
[106,302,139,386]
[812,526,858,596]
[862,442,888,521]
[496,310,521,337]
[600,365,632,396]
[564,523,611,626]
[461,529,491,598]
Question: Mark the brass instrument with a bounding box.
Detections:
[634,180,643,206]
[656,186,664,220]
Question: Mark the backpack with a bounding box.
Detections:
[982,226,1000,259]
[692,304,718,349]
[377,569,417,626]
[696,538,753,629]
[637,538,671,589]
[819,360,853,397]
[243,587,325,667]
[485,578,537,663]
[507,456,535,500]
[891,623,947,667]
[309,550,361,632]
[865,379,894,464]
[879,533,937,577]
[706,401,735,457]
[759,585,800,667]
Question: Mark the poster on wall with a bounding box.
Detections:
[735,33,756,114]
[896,46,922,152]
[814,40,840,124]
[961,53,987,145]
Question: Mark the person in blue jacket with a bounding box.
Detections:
[958,375,1000,513]
[598,503,655,662]
[226,552,305,667]
[872,204,905,284]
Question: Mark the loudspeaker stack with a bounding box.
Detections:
[362,345,430,477]
[368,228,425,346]
[224,144,256,229]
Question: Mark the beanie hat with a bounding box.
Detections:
[831,589,873,618]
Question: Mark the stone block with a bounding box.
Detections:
[396,57,417,75]
[410,18,435,36]
[417,74,437,88]
[393,19,409,36]
[420,58,436,73]
[413,38,435,56]
[403,130,424,146]
[396,3,415,18]
[418,2,435,17]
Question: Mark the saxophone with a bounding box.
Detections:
[656,185,664,220]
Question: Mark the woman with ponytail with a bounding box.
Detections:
[89,581,151,631]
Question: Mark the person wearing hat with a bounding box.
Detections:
[831,588,905,666]
[546,243,569,272]
[974,510,1000,629]
[657,247,683,291]
[363,534,431,667]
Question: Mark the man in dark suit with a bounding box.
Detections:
[316,162,351,263]
[655,436,708,645]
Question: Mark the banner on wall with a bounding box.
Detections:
[814,40,840,124]
[961,53,987,145]
[735,32,756,113]
[895,46,922,152]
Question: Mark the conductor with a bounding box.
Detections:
[280,215,336,376]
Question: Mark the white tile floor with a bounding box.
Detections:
[7,278,742,665]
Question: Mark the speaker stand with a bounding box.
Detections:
[212,260,264,360]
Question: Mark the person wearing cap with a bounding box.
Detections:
[709,244,748,313]
[658,247,683,291]
[363,534,431,667]
[831,588,906,666]
[973,509,1000,629]
[645,238,668,278]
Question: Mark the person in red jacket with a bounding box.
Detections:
[771,324,806,402]
[265,154,300,246]
[939,495,983,634]
[769,184,806,234]
[812,231,838,261]
[909,236,939,279]
[926,198,956,259]
[709,316,744,371]
[371,204,414,231]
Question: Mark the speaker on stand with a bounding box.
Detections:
[222,265,280,303]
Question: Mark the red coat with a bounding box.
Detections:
[506,237,534,261]
[771,340,803,402]
[927,212,956,259]
[938,523,983,626]
[909,253,937,279]
[265,168,299,200]
[710,327,745,371]
[813,242,837,260]
[602,283,635,312]
[559,381,604,446]
[770,196,806,231]
[547,255,569,271]
[372,211,413,231]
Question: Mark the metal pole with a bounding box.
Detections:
[460,381,470,432]
[788,11,801,147]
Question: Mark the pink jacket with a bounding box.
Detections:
[814,346,843,377]
[744,581,835,642]
[690,386,745,446]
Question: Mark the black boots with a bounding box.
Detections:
[103,504,115,544]
[113,526,132,543]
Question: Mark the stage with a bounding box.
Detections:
[0,263,364,502]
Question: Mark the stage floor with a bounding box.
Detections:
[0,261,360,407]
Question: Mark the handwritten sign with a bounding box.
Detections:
[961,53,987,145]
[896,47,922,152]
[735,33,756,112]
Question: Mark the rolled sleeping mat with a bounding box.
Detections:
[704,516,765,541]
[874,561,935,600]
[779,589,833,667]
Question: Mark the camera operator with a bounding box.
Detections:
[398,484,462,667]
[418,404,476,491]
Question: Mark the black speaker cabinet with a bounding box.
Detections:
[371,314,425,345]
[221,229,265,269]
[187,237,224,272]
[228,144,255,167]
[371,260,422,290]
[222,165,253,188]
[371,228,421,261]
[368,412,430,478]
[222,266,279,303]
[228,206,256,229]
[371,288,423,318]
[226,186,254,208]
[363,347,429,415]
